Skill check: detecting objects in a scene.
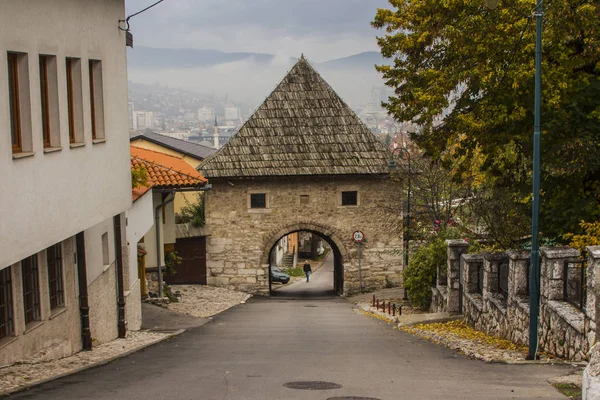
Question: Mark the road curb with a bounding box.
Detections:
[0,329,186,397]
[398,314,464,327]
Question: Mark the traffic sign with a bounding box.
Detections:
[352,230,365,243]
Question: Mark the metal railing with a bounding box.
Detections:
[564,259,587,311]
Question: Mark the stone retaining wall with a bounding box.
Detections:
[433,242,600,361]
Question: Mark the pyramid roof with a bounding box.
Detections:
[199,57,391,178]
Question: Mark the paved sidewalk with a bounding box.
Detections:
[142,302,210,331]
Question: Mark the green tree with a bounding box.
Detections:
[131,165,149,189]
[176,193,205,227]
[373,0,600,239]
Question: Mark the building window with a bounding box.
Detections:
[250,193,267,209]
[0,267,14,339]
[341,191,358,206]
[8,52,32,155]
[8,53,21,153]
[89,60,105,141]
[102,232,109,266]
[39,55,60,149]
[66,57,84,144]
[47,244,64,310]
[22,255,41,324]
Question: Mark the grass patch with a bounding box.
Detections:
[315,248,331,261]
[552,383,581,399]
[282,267,305,277]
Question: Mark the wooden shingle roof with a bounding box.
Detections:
[199,57,391,178]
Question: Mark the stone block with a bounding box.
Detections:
[208,260,225,270]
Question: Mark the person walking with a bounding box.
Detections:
[303,260,312,282]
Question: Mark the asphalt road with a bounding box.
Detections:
[273,252,336,298]
[5,259,572,400]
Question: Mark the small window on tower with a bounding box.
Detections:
[300,195,309,205]
[341,191,358,206]
[250,193,266,209]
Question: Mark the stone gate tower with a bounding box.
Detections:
[199,56,404,295]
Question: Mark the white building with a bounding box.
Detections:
[197,105,214,122]
[134,110,154,131]
[0,0,138,366]
[224,106,240,121]
[128,101,135,130]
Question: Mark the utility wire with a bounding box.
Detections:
[120,0,166,31]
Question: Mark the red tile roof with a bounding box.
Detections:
[130,146,207,197]
[132,181,152,202]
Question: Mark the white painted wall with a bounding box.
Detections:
[143,192,176,269]
[84,217,115,285]
[0,0,131,269]
[125,190,154,285]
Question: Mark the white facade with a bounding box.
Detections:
[125,189,154,330]
[0,0,133,364]
[161,131,192,140]
[224,106,240,121]
[197,105,214,122]
[128,101,135,130]
[134,111,154,131]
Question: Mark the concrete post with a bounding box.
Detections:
[539,247,579,301]
[507,250,530,298]
[587,246,600,343]
[446,240,469,313]
[461,254,484,294]
[483,253,508,298]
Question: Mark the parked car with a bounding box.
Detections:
[271,267,290,284]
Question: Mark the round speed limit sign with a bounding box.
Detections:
[352,231,365,243]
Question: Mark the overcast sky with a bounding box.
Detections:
[125,0,390,62]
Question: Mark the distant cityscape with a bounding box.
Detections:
[128,81,419,149]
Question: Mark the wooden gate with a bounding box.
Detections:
[166,237,207,284]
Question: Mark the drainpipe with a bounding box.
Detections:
[155,193,175,298]
[76,232,93,351]
[113,214,126,338]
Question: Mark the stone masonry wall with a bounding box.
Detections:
[204,175,404,295]
[436,242,599,361]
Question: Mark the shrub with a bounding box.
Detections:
[403,236,447,309]
[564,221,600,256]
[177,193,205,227]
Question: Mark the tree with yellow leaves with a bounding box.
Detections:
[373,0,600,239]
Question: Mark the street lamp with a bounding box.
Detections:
[388,146,411,301]
[485,0,543,361]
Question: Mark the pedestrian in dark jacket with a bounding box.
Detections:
[303,260,312,282]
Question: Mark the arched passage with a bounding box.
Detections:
[261,223,348,296]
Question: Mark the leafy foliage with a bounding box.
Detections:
[282,267,305,277]
[564,220,600,256]
[177,193,205,227]
[373,0,600,239]
[165,251,182,276]
[131,165,149,189]
[403,236,447,308]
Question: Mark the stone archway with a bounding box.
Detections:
[261,222,348,295]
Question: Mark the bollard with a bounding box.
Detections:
[388,302,391,314]
[372,295,375,307]
[399,305,402,316]
[376,299,379,310]
[393,303,396,316]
